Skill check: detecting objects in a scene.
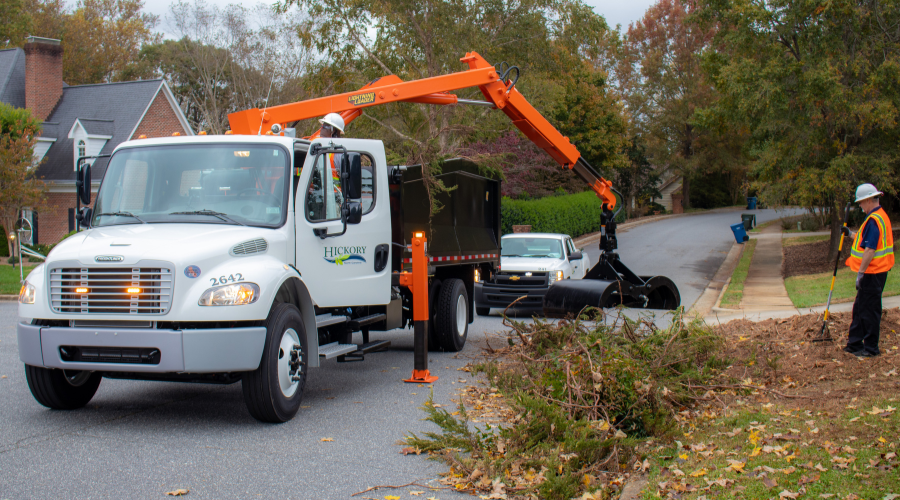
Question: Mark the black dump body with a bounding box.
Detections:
[389,158,501,272]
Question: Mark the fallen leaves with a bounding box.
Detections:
[320,437,334,442]
[165,490,189,496]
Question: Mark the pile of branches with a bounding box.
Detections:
[406,309,727,500]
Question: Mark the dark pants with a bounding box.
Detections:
[847,271,888,354]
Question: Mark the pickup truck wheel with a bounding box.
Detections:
[242,302,307,423]
[433,278,468,352]
[25,366,101,410]
[475,306,491,317]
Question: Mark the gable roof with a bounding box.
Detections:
[35,79,192,182]
[0,48,25,108]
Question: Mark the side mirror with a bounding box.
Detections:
[75,207,93,229]
[568,251,583,261]
[76,163,91,205]
[345,201,362,224]
[341,153,362,199]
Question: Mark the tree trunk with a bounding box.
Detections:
[827,200,844,262]
[681,175,691,210]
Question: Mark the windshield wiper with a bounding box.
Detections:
[95,212,146,223]
[501,254,523,257]
[169,210,246,226]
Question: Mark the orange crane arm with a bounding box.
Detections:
[227,52,616,209]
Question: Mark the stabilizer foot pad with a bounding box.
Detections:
[403,369,438,384]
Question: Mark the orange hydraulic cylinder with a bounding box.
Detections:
[399,233,437,383]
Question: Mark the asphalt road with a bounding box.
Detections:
[0,208,801,499]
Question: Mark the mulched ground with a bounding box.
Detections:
[782,228,900,278]
[716,308,900,415]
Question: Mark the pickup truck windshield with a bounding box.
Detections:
[91,144,290,228]
[501,237,564,258]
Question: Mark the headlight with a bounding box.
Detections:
[549,270,564,282]
[199,283,260,306]
[474,269,481,283]
[19,281,35,304]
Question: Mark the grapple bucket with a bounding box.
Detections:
[542,253,680,318]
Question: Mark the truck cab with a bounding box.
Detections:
[17,135,499,422]
[474,233,589,315]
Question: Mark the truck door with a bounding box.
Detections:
[294,139,391,307]
[566,237,585,279]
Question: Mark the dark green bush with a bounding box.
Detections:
[0,226,7,257]
[501,191,618,237]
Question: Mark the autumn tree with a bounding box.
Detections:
[699,0,900,259]
[61,0,161,84]
[25,0,67,41]
[1,0,31,48]
[618,0,723,209]
[0,103,47,259]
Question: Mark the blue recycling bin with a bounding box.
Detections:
[747,196,758,210]
[730,222,749,243]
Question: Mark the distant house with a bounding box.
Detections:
[0,36,193,245]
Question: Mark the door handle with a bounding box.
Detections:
[374,244,389,272]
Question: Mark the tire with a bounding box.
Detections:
[25,365,102,410]
[242,302,308,423]
[433,278,469,352]
[475,306,491,317]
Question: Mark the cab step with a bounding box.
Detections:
[346,313,386,330]
[316,314,348,328]
[318,342,358,359]
[337,340,391,362]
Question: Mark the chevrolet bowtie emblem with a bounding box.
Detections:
[509,276,520,281]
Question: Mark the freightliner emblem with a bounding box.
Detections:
[95,255,124,262]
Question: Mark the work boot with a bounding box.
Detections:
[843,345,863,354]
[852,350,879,358]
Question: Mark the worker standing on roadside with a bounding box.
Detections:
[319,113,345,217]
[842,183,894,357]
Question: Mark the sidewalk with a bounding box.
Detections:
[738,222,794,311]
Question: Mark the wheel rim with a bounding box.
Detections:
[277,328,301,398]
[456,294,467,337]
[62,370,92,387]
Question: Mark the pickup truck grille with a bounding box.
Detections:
[495,272,548,287]
[50,267,174,315]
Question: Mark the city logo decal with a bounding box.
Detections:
[348,92,376,106]
[323,246,367,265]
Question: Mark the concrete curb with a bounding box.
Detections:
[689,241,745,317]
[0,295,19,301]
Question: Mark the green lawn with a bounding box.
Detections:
[785,267,900,308]
[783,234,829,247]
[720,239,758,308]
[0,265,35,295]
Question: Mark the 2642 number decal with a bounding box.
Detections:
[210,273,244,286]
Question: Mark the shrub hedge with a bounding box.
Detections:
[500,191,624,237]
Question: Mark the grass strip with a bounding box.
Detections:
[782,234,829,247]
[785,267,900,308]
[0,265,35,294]
[719,239,757,308]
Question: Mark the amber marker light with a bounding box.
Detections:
[75,287,89,293]
[127,287,141,294]
[414,232,424,238]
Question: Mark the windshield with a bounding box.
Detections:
[91,144,290,228]
[501,237,564,258]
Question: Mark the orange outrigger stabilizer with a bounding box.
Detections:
[227,52,617,209]
[397,232,437,383]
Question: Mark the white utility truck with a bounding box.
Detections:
[474,233,590,315]
[17,136,500,422]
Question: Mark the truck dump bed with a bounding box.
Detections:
[390,158,501,271]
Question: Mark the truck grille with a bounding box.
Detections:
[50,267,174,315]
[495,272,548,287]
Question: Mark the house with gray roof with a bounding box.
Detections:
[0,37,193,244]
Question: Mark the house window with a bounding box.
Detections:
[78,140,86,158]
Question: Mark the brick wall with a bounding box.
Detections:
[36,190,98,245]
[132,91,190,138]
[24,40,63,121]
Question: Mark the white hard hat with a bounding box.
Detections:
[855,183,883,202]
[318,112,345,132]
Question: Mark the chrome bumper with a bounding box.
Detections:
[17,322,266,373]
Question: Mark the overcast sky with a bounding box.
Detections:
[141,0,653,38]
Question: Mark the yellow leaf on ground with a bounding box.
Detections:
[385,496,401,500]
[750,447,762,457]
[165,490,189,496]
[726,460,746,473]
[410,492,425,496]
[321,438,334,442]
[689,468,708,477]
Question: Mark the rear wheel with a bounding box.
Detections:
[433,278,468,352]
[242,302,308,423]
[25,366,102,410]
[475,306,491,316]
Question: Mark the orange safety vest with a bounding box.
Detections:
[846,207,894,273]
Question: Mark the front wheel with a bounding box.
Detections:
[242,302,308,423]
[433,278,469,352]
[25,366,102,410]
